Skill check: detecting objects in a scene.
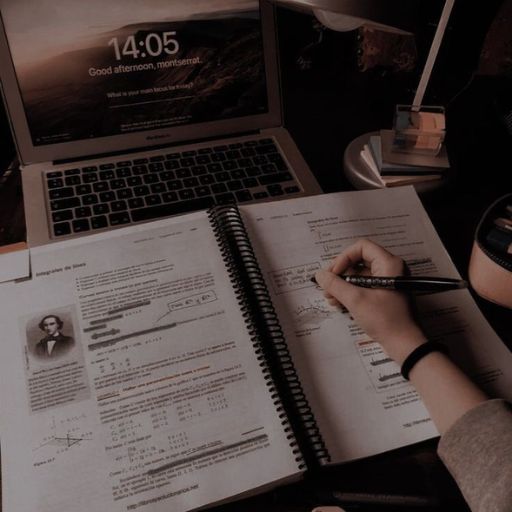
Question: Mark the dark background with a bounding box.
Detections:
[1,1,511,510]
[277,0,510,193]
[2,1,511,187]
[2,0,511,186]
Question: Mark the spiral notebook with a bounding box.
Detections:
[1,188,512,512]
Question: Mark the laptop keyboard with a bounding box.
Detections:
[44,138,302,238]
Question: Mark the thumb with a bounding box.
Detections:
[315,269,360,306]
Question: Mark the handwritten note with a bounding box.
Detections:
[168,290,217,312]
[268,262,320,295]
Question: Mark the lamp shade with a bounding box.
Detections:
[269,0,419,33]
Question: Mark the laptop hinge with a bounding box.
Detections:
[53,130,261,165]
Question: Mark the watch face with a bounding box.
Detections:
[0,0,268,146]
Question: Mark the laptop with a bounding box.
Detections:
[0,0,321,248]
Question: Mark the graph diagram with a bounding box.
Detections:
[34,414,93,458]
[294,299,335,329]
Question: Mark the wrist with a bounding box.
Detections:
[380,327,427,365]
[400,341,450,380]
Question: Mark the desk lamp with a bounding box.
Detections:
[269,0,418,33]
[270,0,456,187]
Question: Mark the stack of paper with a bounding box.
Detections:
[360,130,450,188]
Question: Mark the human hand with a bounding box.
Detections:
[315,239,427,364]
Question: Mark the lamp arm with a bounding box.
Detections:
[412,0,455,109]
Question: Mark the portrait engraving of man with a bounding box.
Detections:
[35,315,74,359]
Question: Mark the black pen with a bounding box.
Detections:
[311,275,468,292]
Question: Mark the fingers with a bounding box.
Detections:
[317,240,404,311]
[329,239,404,277]
[315,269,361,308]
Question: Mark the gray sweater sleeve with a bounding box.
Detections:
[437,399,512,512]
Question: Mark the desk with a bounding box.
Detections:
[0,15,510,512]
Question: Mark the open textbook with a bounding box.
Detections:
[1,187,512,512]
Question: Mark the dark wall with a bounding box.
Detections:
[275,0,510,191]
[0,100,14,169]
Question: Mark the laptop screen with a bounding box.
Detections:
[0,0,268,147]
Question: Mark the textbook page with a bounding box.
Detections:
[0,212,301,512]
[241,187,512,463]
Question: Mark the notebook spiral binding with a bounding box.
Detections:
[208,205,330,469]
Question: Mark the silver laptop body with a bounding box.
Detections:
[0,0,321,247]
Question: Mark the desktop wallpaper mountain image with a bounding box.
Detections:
[15,16,267,144]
